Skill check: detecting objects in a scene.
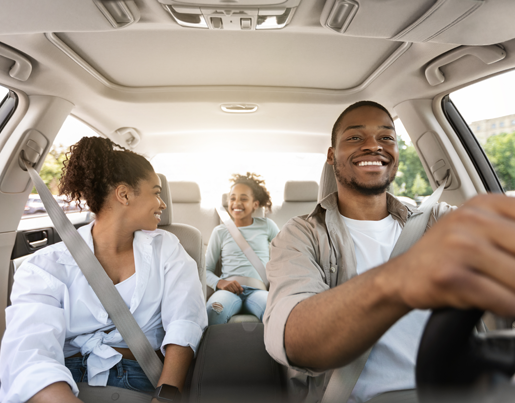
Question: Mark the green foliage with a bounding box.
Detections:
[32,144,68,195]
[393,138,432,199]
[483,131,515,191]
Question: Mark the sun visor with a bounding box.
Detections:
[321,0,515,46]
[0,0,140,35]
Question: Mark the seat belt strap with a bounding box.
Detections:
[24,160,163,388]
[216,206,269,289]
[321,179,448,403]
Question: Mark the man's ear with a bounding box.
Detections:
[327,147,335,166]
[114,183,130,206]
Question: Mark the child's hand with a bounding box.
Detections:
[217,279,244,295]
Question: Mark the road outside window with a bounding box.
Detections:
[451,69,515,195]
[23,116,98,218]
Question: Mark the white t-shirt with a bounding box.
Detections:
[341,214,430,403]
[115,273,136,308]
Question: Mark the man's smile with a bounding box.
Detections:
[351,154,391,171]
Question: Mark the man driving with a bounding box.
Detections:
[263,101,515,403]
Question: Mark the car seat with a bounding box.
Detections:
[266,180,319,228]
[157,174,207,299]
[168,181,219,252]
[318,161,338,202]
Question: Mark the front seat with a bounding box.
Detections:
[157,173,207,299]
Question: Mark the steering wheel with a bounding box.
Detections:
[416,308,515,402]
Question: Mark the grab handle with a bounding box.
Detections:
[0,43,32,82]
[425,45,506,86]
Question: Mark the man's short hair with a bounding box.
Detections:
[331,101,394,148]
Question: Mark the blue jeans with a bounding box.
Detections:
[206,286,268,325]
[65,356,154,394]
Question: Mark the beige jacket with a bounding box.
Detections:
[263,192,455,403]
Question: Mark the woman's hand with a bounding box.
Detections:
[217,279,244,294]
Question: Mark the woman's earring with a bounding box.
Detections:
[126,202,129,206]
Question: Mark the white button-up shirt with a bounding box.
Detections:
[0,222,208,403]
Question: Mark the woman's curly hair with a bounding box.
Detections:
[230,172,272,212]
[58,137,155,214]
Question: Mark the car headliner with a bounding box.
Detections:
[1,0,515,158]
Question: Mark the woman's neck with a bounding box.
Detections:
[91,214,134,254]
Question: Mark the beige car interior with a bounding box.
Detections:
[1,0,515,341]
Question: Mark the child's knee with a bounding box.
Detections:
[210,301,224,314]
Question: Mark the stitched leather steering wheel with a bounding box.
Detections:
[416,308,515,402]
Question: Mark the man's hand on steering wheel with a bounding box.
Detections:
[386,193,515,318]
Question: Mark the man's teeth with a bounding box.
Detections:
[358,161,383,166]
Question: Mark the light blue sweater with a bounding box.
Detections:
[205,217,280,290]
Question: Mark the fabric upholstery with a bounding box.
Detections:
[158,175,206,298]
[159,223,206,299]
[284,180,318,202]
[169,182,219,248]
[228,314,260,324]
[169,181,201,203]
[318,162,338,202]
[267,181,319,229]
[189,323,285,403]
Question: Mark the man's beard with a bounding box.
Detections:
[333,156,396,196]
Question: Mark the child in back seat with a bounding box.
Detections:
[205,172,280,325]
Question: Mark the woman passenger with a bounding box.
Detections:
[0,137,207,403]
[205,173,280,325]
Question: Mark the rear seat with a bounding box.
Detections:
[168,181,219,251]
[267,181,319,228]
[157,175,207,298]
[168,180,319,307]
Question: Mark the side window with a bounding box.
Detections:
[450,70,515,195]
[0,85,17,133]
[23,116,98,218]
[392,119,432,206]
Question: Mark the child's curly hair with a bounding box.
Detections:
[58,137,155,214]
[230,172,272,212]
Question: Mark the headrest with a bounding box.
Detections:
[284,181,319,202]
[318,162,338,203]
[157,173,172,226]
[169,181,202,203]
[222,193,265,218]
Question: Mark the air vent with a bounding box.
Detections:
[221,104,258,113]
[160,0,300,30]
